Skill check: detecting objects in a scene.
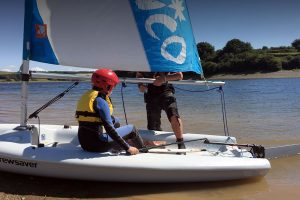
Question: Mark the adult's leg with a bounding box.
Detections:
[170,115,183,140]
[146,101,163,131]
[162,92,185,149]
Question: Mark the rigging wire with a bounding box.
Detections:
[218,86,230,136]
[27,81,79,121]
[120,82,230,136]
[173,86,219,93]
[174,85,230,136]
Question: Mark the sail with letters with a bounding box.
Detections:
[23,0,202,74]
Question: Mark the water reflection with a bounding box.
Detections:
[0,170,269,199]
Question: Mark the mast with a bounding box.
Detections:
[20,0,32,127]
[20,58,30,127]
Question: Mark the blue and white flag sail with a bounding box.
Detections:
[23,0,202,74]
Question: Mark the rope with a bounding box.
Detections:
[37,115,41,136]
[139,138,208,152]
[203,139,265,158]
[120,82,128,125]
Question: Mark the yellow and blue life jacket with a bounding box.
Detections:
[76,89,113,124]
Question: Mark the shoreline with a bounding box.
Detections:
[207,69,300,80]
[1,70,300,83]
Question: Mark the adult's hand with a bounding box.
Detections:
[153,75,166,86]
[138,84,148,93]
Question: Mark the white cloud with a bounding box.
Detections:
[0,64,96,72]
[0,65,18,72]
[0,68,13,72]
[30,66,48,72]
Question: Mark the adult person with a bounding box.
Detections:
[76,68,145,155]
[136,72,186,149]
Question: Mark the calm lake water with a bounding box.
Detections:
[0,78,300,200]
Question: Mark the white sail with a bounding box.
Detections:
[23,0,203,74]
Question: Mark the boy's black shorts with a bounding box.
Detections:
[145,92,180,130]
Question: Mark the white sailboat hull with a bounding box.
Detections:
[0,124,270,182]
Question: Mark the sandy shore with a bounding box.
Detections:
[206,69,300,80]
[1,70,300,83]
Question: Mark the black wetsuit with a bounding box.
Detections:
[77,92,143,152]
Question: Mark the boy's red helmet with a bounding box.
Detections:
[91,68,119,94]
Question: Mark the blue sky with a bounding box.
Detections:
[1,0,300,72]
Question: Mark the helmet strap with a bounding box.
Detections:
[92,86,101,91]
[92,86,107,95]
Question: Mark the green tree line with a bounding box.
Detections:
[2,38,300,81]
[198,38,300,76]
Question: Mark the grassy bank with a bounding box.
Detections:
[0,72,79,82]
[207,69,300,80]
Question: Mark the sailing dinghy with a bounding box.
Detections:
[0,0,271,182]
